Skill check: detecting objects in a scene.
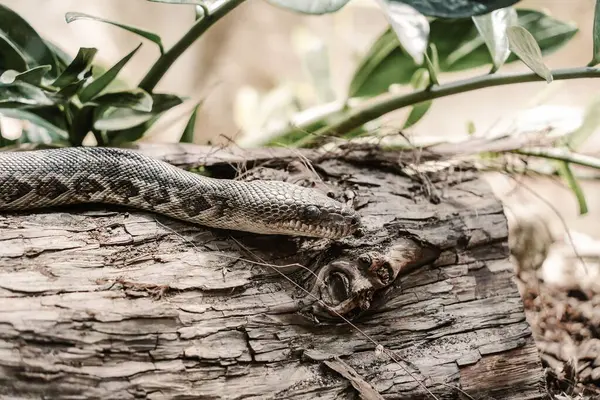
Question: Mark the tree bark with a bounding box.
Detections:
[0,143,545,399]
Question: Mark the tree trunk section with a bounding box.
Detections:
[0,143,545,399]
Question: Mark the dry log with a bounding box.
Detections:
[0,143,546,399]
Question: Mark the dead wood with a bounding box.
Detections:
[0,143,546,399]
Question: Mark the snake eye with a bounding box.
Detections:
[303,205,321,220]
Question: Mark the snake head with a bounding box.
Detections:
[241,180,361,239]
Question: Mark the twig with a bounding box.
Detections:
[292,67,600,147]
[512,148,600,170]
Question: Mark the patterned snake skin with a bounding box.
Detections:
[0,147,361,239]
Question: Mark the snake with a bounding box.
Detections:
[0,147,361,239]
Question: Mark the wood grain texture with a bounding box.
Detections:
[0,143,545,399]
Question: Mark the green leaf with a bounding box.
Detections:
[0,34,28,72]
[0,108,68,139]
[403,101,432,129]
[507,25,552,82]
[348,28,414,98]
[65,12,165,55]
[424,43,439,86]
[69,103,96,145]
[566,96,600,150]
[91,89,153,112]
[403,68,432,129]
[94,110,154,131]
[348,9,577,98]
[51,47,97,88]
[20,123,65,145]
[179,101,202,143]
[55,79,87,101]
[0,4,60,76]
[25,105,69,131]
[388,0,521,18]
[472,6,518,72]
[590,0,600,66]
[0,81,55,108]
[265,0,350,14]
[556,161,588,215]
[377,0,429,65]
[43,40,72,74]
[102,94,183,145]
[0,65,52,86]
[79,43,142,103]
[95,92,182,132]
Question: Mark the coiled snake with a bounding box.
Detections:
[0,147,360,239]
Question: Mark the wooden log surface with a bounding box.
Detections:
[0,143,546,399]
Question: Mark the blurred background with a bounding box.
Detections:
[2,0,600,236]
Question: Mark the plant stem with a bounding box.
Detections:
[513,148,600,170]
[294,66,600,147]
[138,0,246,92]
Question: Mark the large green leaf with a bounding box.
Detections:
[348,8,578,97]
[389,0,521,18]
[96,93,183,144]
[0,108,68,139]
[0,4,59,76]
[0,81,55,108]
[91,89,153,112]
[507,25,552,82]
[349,28,415,98]
[179,101,202,143]
[26,105,69,132]
[79,43,142,102]
[43,40,72,74]
[51,47,97,88]
[265,0,350,14]
[0,65,52,86]
[0,33,28,72]
[377,0,430,65]
[65,12,165,54]
[95,93,181,131]
[69,103,96,145]
[472,6,518,72]
[55,79,87,101]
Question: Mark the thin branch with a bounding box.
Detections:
[513,147,600,169]
[293,66,600,147]
[139,0,247,92]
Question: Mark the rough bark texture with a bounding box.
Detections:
[0,143,545,399]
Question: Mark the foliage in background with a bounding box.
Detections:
[0,0,527,148]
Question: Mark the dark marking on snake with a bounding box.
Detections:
[34,176,70,199]
[109,179,140,202]
[210,194,233,220]
[74,177,106,198]
[181,193,212,217]
[143,187,171,207]
[0,176,33,203]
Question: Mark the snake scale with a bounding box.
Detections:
[0,147,361,239]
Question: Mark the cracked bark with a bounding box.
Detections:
[0,143,545,399]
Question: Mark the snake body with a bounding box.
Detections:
[0,147,360,239]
